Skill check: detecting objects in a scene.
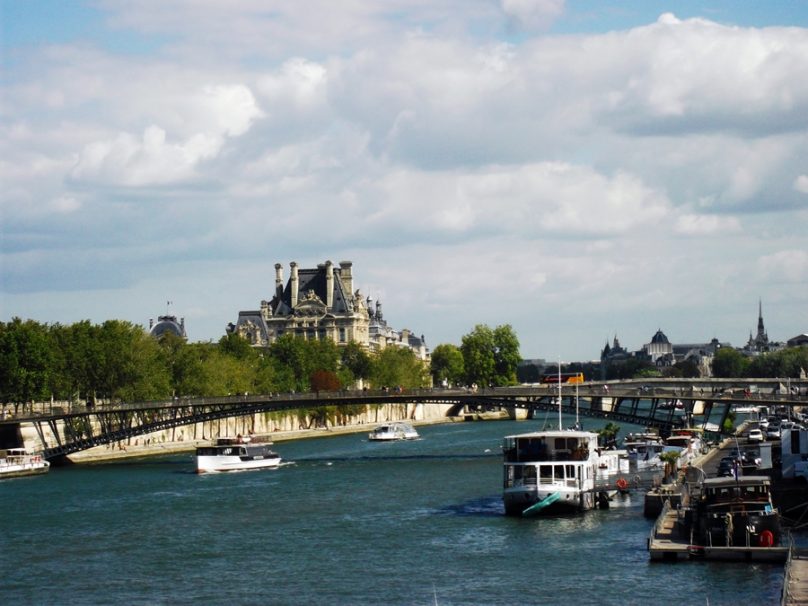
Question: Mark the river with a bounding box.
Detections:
[0,418,793,605]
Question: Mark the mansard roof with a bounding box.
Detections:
[272,263,353,316]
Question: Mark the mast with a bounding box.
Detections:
[557,359,562,430]
[576,381,580,429]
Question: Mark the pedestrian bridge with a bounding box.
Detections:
[1,378,805,461]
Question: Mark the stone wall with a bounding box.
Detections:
[19,402,455,462]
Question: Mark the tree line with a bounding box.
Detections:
[0,318,522,409]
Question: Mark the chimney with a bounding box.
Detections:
[290,262,299,308]
[275,263,283,297]
[339,261,353,297]
[326,260,334,309]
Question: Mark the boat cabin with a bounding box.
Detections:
[502,431,598,463]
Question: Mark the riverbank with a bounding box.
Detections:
[66,411,510,463]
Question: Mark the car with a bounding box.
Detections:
[748,428,764,442]
[717,459,734,477]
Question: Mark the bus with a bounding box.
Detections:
[540,372,585,384]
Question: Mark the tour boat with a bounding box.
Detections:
[195,436,282,473]
[0,448,50,479]
[501,429,619,516]
[368,421,419,441]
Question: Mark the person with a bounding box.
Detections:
[724,512,734,546]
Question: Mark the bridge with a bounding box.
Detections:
[1,378,805,461]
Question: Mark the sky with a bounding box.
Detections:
[2,1,808,362]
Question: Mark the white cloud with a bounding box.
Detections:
[795,175,808,194]
[69,84,262,186]
[756,249,808,283]
[674,214,742,236]
[501,0,565,31]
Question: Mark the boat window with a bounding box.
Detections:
[566,465,576,478]
[554,438,566,450]
[539,465,553,481]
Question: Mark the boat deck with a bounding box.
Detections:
[648,503,788,562]
[783,548,808,606]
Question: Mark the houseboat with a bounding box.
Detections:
[368,421,419,441]
[0,448,50,479]
[195,435,282,473]
[502,429,620,516]
[623,433,665,471]
[648,473,788,561]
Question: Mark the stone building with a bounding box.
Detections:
[744,300,771,353]
[148,314,187,339]
[643,329,674,366]
[228,260,429,360]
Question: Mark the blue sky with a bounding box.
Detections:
[2,1,807,361]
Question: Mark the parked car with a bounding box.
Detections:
[748,428,764,442]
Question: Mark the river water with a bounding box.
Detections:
[0,418,793,605]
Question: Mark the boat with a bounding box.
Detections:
[501,429,620,516]
[368,421,419,441]
[648,472,788,561]
[623,432,665,471]
[0,448,50,479]
[663,428,704,465]
[195,435,282,473]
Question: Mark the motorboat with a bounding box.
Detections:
[368,421,419,441]
[623,433,665,470]
[501,429,620,516]
[195,435,281,473]
[0,448,50,479]
[663,428,704,465]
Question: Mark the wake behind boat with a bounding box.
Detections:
[368,421,419,441]
[195,435,281,473]
[0,448,50,479]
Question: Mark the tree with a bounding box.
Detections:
[339,341,373,387]
[460,324,521,387]
[0,318,54,411]
[492,324,521,386]
[430,344,464,387]
[712,348,749,378]
[598,422,621,448]
[460,325,496,387]
[370,347,429,389]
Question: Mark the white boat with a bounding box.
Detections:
[368,421,419,441]
[502,429,619,516]
[663,428,704,465]
[195,436,281,473]
[0,448,50,479]
[623,433,665,470]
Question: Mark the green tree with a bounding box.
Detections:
[492,324,521,386]
[370,347,429,389]
[460,324,496,387]
[460,324,521,387]
[712,347,750,378]
[430,343,465,387]
[339,341,373,387]
[0,318,54,412]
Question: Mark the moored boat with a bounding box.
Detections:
[648,473,788,561]
[502,429,617,516]
[368,421,419,441]
[195,435,281,473]
[0,448,50,479]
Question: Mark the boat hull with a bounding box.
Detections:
[504,487,595,516]
[0,463,50,480]
[196,454,282,474]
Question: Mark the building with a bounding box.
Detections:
[148,314,187,339]
[228,260,429,360]
[643,329,674,366]
[744,299,771,353]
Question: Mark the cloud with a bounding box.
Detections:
[69,84,262,186]
[674,213,742,236]
[501,0,565,31]
[795,175,808,194]
[756,249,808,284]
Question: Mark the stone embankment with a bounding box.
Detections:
[19,402,496,463]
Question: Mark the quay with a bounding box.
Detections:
[783,547,808,606]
